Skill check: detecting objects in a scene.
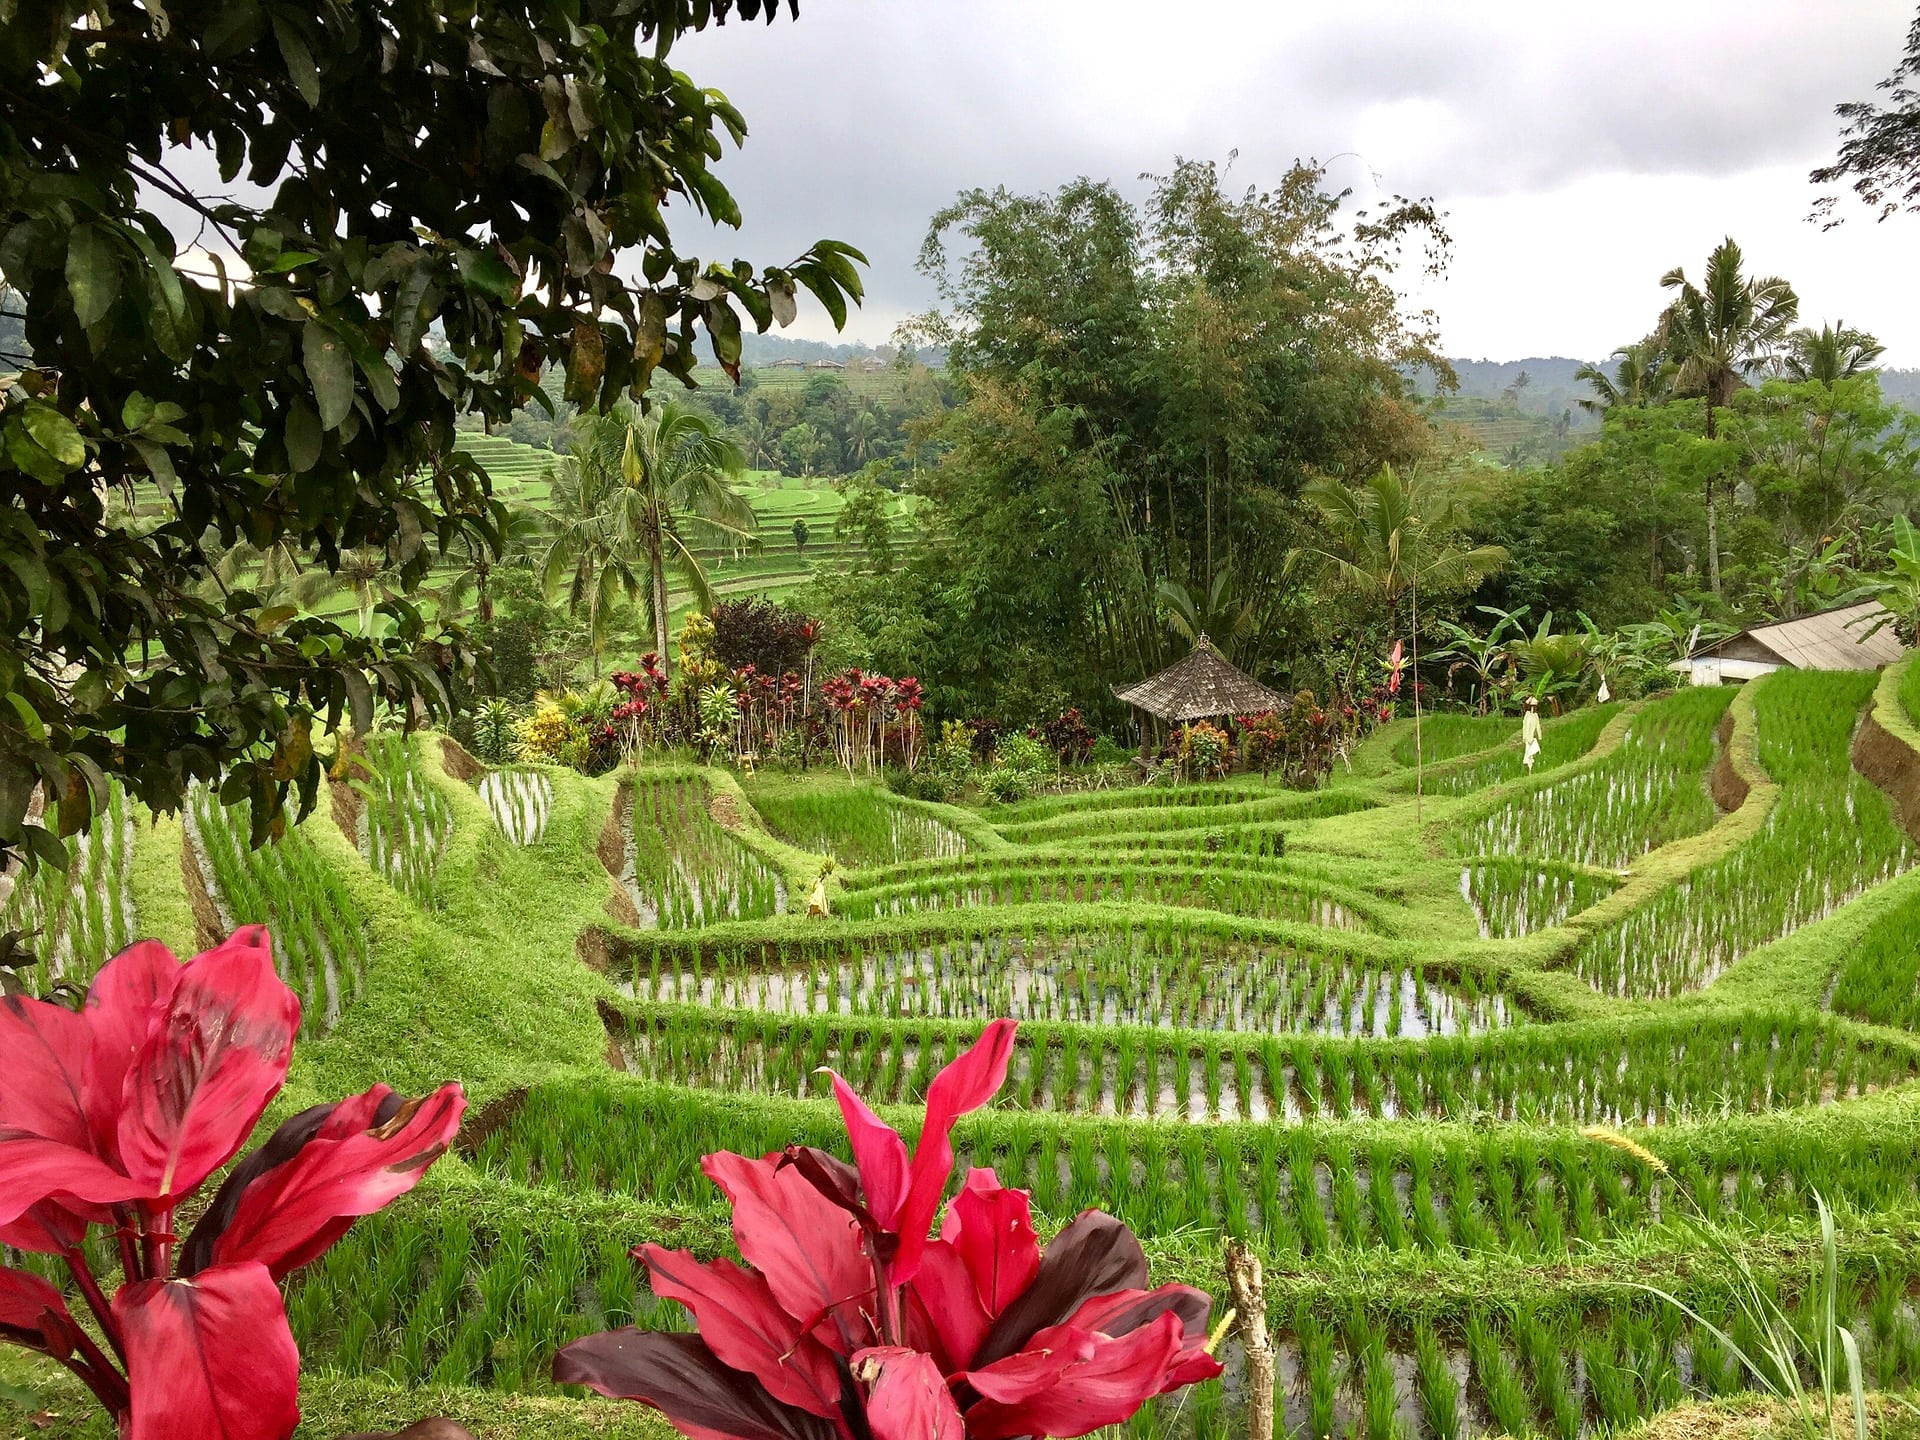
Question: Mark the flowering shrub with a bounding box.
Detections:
[513,698,572,763]
[554,1022,1221,1438]
[1175,721,1231,780]
[1040,707,1096,766]
[0,928,464,1440]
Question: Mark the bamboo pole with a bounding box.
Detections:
[1226,1239,1273,1440]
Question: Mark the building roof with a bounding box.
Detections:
[1691,600,1905,672]
[1112,635,1288,722]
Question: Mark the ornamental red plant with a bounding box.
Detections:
[0,927,465,1440]
[554,1021,1221,1439]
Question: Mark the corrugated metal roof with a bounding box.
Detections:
[1694,600,1905,672]
[1112,636,1288,722]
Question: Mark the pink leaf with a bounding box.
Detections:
[961,1314,1187,1440]
[114,1261,300,1440]
[853,1347,965,1440]
[0,1265,72,1350]
[824,1071,908,1228]
[639,1245,843,1420]
[189,1083,465,1279]
[82,941,185,1164]
[942,1167,1039,1317]
[0,1130,147,1227]
[115,928,300,1200]
[701,1151,874,1356]
[0,994,91,1146]
[901,1239,990,1373]
[893,1020,1015,1283]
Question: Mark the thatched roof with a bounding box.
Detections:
[1112,636,1288,722]
[1691,600,1905,672]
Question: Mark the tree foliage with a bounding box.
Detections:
[0,0,862,867]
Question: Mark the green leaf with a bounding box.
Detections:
[129,437,177,497]
[303,319,355,430]
[65,224,121,331]
[270,250,321,272]
[4,691,45,742]
[272,14,320,107]
[457,247,519,303]
[22,403,85,469]
[284,396,322,472]
[122,392,156,431]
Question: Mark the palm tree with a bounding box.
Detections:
[1575,340,1671,414]
[609,402,755,672]
[1155,571,1254,658]
[1297,464,1509,800]
[435,503,547,625]
[844,410,881,468]
[1657,237,1800,596]
[1783,321,1885,384]
[539,442,638,677]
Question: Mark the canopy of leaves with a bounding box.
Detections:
[0,0,863,867]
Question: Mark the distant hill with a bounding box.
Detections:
[741,332,946,369]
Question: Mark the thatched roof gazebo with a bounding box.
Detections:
[1112,635,1288,759]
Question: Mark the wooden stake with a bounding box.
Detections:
[1226,1239,1273,1440]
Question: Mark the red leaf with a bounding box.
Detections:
[701,1152,874,1357]
[824,1072,908,1228]
[853,1347,964,1440]
[116,928,300,1199]
[901,1239,989,1373]
[0,1199,92,1255]
[961,1314,1185,1440]
[639,1245,843,1420]
[191,1083,464,1278]
[942,1167,1039,1318]
[82,941,185,1165]
[892,1020,1015,1283]
[0,1265,72,1351]
[0,995,90,1146]
[553,1329,836,1440]
[114,1261,300,1440]
[0,1130,147,1228]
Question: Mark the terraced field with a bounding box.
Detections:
[11,662,1920,1438]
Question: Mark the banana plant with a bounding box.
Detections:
[1431,605,1529,714]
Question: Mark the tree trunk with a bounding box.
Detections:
[648,513,671,679]
[1704,399,1723,598]
[477,557,493,625]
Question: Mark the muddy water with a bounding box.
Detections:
[480,769,553,845]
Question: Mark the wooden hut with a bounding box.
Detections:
[1677,600,1905,685]
[1112,635,1288,760]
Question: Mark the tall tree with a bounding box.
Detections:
[1656,238,1800,596]
[538,438,637,678]
[1811,11,1920,226]
[1783,322,1886,384]
[0,0,863,868]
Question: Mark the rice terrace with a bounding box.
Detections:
[18,4,1920,1440]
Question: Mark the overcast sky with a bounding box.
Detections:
[669,1,1920,365]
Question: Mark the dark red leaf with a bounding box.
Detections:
[971,1210,1149,1368]
[961,1314,1185,1440]
[941,1167,1039,1318]
[892,1019,1015,1283]
[553,1329,837,1440]
[853,1346,964,1440]
[0,1265,72,1352]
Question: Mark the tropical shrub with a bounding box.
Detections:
[553,1022,1221,1438]
[0,928,464,1440]
[1176,721,1231,780]
[513,698,572,764]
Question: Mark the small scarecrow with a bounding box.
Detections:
[1521,694,1543,772]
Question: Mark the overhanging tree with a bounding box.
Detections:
[0,0,863,870]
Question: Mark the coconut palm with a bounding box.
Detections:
[1575,340,1672,415]
[434,503,548,626]
[1656,237,1800,595]
[1783,322,1885,384]
[539,442,637,676]
[1155,571,1255,658]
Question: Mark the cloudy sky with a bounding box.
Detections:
[670,1,1920,365]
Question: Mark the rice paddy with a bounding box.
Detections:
[0,780,135,992]
[29,656,1920,1440]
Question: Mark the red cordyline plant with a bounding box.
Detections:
[0,927,465,1440]
[554,1021,1222,1439]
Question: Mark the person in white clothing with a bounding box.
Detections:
[1521,695,1543,771]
